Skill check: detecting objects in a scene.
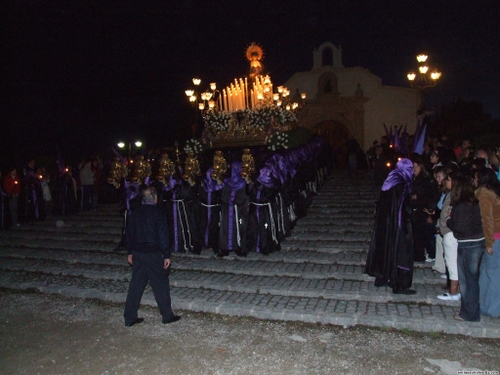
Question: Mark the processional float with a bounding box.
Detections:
[108,42,308,187]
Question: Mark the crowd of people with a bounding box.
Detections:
[0,156,105,229]
[3,134,498,324]
[365,135,500,322]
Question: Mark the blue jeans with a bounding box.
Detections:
[479,239,500,317]
[457,240,485,322]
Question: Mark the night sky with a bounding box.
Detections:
[2,1,499,164]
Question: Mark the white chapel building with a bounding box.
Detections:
[284,42,420,156]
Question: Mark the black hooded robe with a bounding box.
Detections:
[364,183,414,293]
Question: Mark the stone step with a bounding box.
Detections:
[0,245,435,271]
[0,238,119,252]
[0,259,457,305]
[0,268,496,338]
[0,231,371,253]
[2,231,121,243]
[0,250,444,286]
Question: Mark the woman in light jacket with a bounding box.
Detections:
[475,168,500,317]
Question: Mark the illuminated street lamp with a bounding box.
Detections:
[407,54,442,109]
[185,78,202,136]
[185,78,221,136]
[117,140,143,158]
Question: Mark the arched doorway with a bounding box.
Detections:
[313,121,350,169]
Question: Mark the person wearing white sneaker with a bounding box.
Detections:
[437,168,461,301]
[437,292,461,301]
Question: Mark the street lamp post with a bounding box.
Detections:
[407,54,442,110]
[117,140,143,160]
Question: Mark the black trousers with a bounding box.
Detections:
[412,219,436,261]
[124,251,174,324]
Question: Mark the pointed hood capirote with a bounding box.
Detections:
[382,158,413,192]
[381,158,414,228]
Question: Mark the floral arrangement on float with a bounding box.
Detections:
[266,131,289,151]
[202,107,297,142]
[183,138,206,156]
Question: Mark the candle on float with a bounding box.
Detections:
[252,82,256,107]
[244,77,248,109]
[237,86,240,110]
[232,86,236,111]
[238,79,243,110]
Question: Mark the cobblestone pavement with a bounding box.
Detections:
[0,170,498,338]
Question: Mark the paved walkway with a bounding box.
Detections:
[0,171,498,338]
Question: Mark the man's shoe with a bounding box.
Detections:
[125,318,144,327]
[437,292,461,301]
[162,315,181,324]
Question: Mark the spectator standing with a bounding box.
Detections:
[432,167,448,275]
[3,167,21,226]
[410,156,440,262]
[437,170,461,301]
[474,168,500,317]
[455,139,472,162]
[80,160,95,211]
[74,159,84,210]
[22,163,46,223]
[40,166,52,216]
[446,174,485,322]
[0,170,12,229]
[91,159,101,209]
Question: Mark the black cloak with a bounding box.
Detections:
[364,183,414,293]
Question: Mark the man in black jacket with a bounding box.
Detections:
[123,186,180,326]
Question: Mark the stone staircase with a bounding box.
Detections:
[0,170,498,338]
